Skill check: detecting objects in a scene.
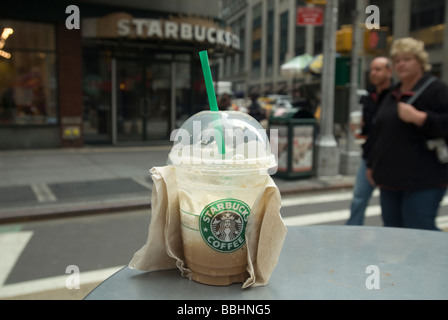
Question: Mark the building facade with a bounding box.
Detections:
[0,0,237,148]
[219,0,448,96]
[2,0,448,149]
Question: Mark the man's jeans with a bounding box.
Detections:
[380,187,446,230]
[347,159,375,225]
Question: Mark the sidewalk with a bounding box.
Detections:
[0,145,355,224]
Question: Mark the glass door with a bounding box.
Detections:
[115,58,172,142]
[116,58,144,142]
[82,49,113,144]
[143,62,172,140]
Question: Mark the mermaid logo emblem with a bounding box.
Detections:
[212,212,243,242]
[199,199,250,253]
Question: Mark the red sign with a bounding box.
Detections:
[296,6,323,26]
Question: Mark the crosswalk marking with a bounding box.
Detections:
[283,205,381,226]
[282,192,448,228]
[0,231,33,286]
[0,265,123,299]
[31,183,57,202]
[437,214,448,227]
[281,189,380,207]
[282,190,448,208]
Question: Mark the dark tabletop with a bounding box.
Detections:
[85,225,448,300]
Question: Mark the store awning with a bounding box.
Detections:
[304,54,323,75]
[280,54,313,78]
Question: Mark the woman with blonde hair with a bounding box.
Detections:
[367,37,448,230]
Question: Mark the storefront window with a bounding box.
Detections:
[174,54,192,126]
[82,49,112,143]
[0,20,57,125]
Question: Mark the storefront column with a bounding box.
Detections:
[315,0,340,177]
[57,23,83,148]
[393,0,410,39]
[111,58,117,145]
[171,61,176,134]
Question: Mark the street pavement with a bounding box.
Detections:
[2,145,448,300]
[0,145,355,224]
[0,144,355,300]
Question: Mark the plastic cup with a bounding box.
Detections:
[168,110,277,285]
[350,110,362,136]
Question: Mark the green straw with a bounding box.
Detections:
[199,50,225,155]
[199,50,219,111]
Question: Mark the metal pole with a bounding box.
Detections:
[339,0,363,175]
[305,2,315,84]
[315,0,339,177]
[171,60,176,134]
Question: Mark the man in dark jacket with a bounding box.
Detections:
[346,56,392,225]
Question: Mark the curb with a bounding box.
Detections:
[0,198,150,224]
[0,179,355,224]
[279,181,354,195]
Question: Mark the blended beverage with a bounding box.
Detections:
[177,168,268,285]
[168,111,276,285]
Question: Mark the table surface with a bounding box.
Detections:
[85,225,448,300]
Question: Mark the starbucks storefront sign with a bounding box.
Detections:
[82,13,240,50]
[118,18,240,50]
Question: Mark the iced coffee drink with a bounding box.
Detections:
[168,111,276,285]
[350,110,362,136]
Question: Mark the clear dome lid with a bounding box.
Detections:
[167,111,277,173]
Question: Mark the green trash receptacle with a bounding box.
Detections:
[268,107,316,180]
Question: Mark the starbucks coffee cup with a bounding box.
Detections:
[167,111,277,285]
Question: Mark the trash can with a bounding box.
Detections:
[268,107,316,180]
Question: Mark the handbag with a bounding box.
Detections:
[406,76,448,164]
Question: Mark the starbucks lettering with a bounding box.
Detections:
[116,18,240,50]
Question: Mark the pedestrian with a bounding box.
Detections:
[218,93,231,111]
[366,37,448,230]
[346,56,392,225]
[248,92,266,122]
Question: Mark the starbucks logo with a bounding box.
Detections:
[199,199,250,253]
